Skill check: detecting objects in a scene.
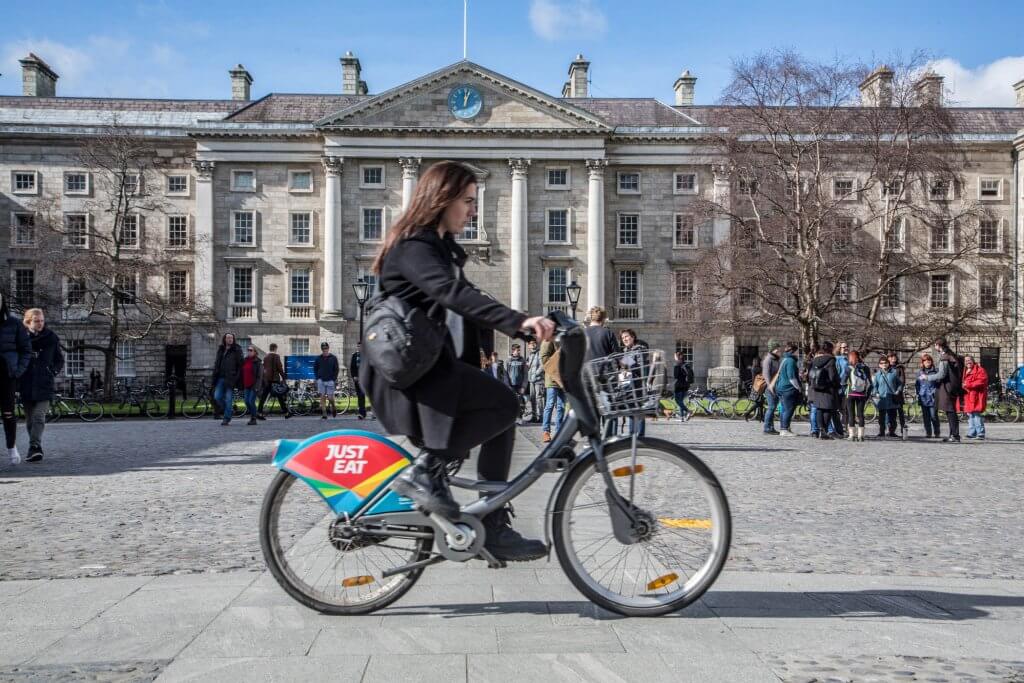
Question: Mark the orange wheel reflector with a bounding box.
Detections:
[611,464,645,477]
[647,573,679,590]
[341,575,375,588]
[659,518,712,529]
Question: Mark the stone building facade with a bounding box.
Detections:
[2,52,1024,387]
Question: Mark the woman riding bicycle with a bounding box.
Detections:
[360,161,555,562]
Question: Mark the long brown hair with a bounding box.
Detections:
[372,161,478,273]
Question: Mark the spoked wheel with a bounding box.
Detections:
[182,397,210,419]
[145,399,166,419]
[78,400,103,422]
[260,471,432,614]
[709,400,735,419]
[334,390,352,416]
[994,400,1018,423]
[552,437,731,617]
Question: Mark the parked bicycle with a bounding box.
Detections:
[38,391,104,423]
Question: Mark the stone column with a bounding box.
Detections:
[508,158,530,312]
[585,159,608,310]
[322,156,344,317]
[708,163,740,389]
[192,160,216,315]
[398,157,420,211]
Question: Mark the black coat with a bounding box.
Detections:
[806,354,840,410]
[19,327,64,401]
[673,362,692,393]
[583,325,619,362]
[0,314,31,379]
[935,350,961,413]
[211,344,244,389]
[360,230,526,450]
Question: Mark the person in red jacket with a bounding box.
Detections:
[961,355,988,440]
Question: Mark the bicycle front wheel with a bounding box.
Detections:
[182,396,210,419]
[552,437,731,617]
[709,400,735,419]
[79,400,103,422]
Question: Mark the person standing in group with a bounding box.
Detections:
[0,295,31,464]
[540,337,564,443]
[257,342,290,419]
[240,346,262,426]
[931,337,962,443]
[349,343,368,419]
[504,343,526,424]
[843,350,872,442]
[525,339,544,423]
[314,341,339,420]
[807,341,841,439]
[761,341,782,435]
[487,351,506,383]
[887,352,908,439]
[833,341,850,437]
[18,309,63,462]
[211,333,243,426]
[582,306,620,433]
[805,346,821,437]
[916,353,941,438]
[961,355,989,440]
[619,329,649,437]
[873,356,903,439]
[672,351,693,421]
[771,342,802,437]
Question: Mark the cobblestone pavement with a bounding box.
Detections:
[0,416,1022,581]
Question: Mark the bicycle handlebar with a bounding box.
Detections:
[515,310,579,344]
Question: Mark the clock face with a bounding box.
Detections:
[448,85,483,120]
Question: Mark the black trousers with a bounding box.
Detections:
[0,357,17,449]
[945,410,960,438]
[257,385,288,415]
[353,380,367,417]
[436,361,519,483]
[847,396,867,428]
[878,408,898,435]
[816,408,834,435]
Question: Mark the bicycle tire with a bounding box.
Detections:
[182,397,210,419]
[46,402,64,424]
[864,402,878,423]
[78,400,103,422]
[709,400,735,419]
[145,399,166,419]
[260,470,431,615]
[334,389,352,416]
[552,437,731,617]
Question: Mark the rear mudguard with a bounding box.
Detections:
[272,430,416,516]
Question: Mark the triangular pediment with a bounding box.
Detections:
[316,61,611,133]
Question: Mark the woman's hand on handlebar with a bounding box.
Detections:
[521,316,556,342]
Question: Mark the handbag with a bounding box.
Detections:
[362,283,446,390]
[270,381,289,397]
[542,344,563,389]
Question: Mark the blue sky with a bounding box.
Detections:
[3,0,1024,106]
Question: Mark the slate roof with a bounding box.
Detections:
[224,94,366,122]
[563,98,703,127]
[0,96,243,128]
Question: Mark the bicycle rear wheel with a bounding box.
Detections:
[182,395,210,419]
[334,389,352,416]
[552,437,731,617]
[709,400,735,419]
[78,400,103,422]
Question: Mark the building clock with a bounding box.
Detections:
[448,84,483,120]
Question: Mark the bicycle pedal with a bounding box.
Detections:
[477,547,507,569]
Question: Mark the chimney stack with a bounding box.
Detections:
[229,64,253,101]
[562,54,589,98]
[19,53,58,97]
[1014,78,1024,107]
[914,71,944,107]
[859,65,894,107]
[673,70,697,106]
[341,51,365,95]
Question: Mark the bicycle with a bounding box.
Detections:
[260,311,731,617]
[681,387,735,419]
[182,379,212,419]
[42,391,104,423]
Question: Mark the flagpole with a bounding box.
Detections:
[463,0,468,59]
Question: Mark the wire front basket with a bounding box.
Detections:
[583,348,668,418]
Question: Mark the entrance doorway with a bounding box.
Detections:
[736,345,760,393]
[979,347,1000,387]
[165,345,188,396]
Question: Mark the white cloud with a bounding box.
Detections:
[529,0,607,41]
[2,38,94,91]
[928,56,1024,106]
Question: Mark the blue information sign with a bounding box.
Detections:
[285,355,318,381]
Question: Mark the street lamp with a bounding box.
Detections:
[565,280,582,320]
[352,278,371,342]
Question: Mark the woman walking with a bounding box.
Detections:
[19,308,64,462]
[961,355,988,440]
[872,356,903,439]
[0,294,31,464]
[843,350,872,442]
[211,333,243,426]
[240,345,263,426]
[361,160,554,562]
[916,354,941,438]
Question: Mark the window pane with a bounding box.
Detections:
[66,340,85,377]
[617,270,638,305]
[547,210,568,242]
[168,271,187,304]
[834,179,854,198]
[290,338,310,356]
[233,212,254,244]
[65,173,87,192]
[675,173,695,192]
[979,220,999,251]
[546,267,567,303]
[929,275,950,308]
[167,175,188,194]
[67,279,86,305]
[290,171,312,191]
[980,179,1000,197]
[120,215,138,247]
[290,213,311,244]
[14,172,36,191]
[674,271,693,304]
[618,173,639,191]
[674,341,693,364]
[979,277,999,310]
[233,268,253,304]
[168,216,188,247]
[674,215,694,246]
[14,269,34,306]
[363,167,383,185]
[232,171,254,190]
[618,214,639,246]
[66,214,88,246]
[547,169,567,186]
[290,268,311,305]
[14,213,35,245]
[362,208,383,241]
[116,340,136,377]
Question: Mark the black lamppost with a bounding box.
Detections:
[566,280,582,321]
[352,279,370,342]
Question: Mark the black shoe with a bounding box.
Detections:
[819,434,834,441]
[26,447,43,463]
[221,419,230,426]
[247,417,257,425]
[257,413,267,421]
[390,452,460,519]
[764,429,779,435]
[482,506,547,562]
[942,436,960,443]
[321,414,327,420]
[284,412,292,419]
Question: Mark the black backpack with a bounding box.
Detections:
[810,362,833,392]
[362,286,446,390]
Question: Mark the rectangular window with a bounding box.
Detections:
[673,214,695,248]
[119,214,139,248]
[116,340,136,378]
[356,267,378,291]
[833,178,855,200]
[979,276,999,311]
[65,340,85,378]
[12,171,38,194]
[232,267,253,305]
[929,178,952,201]
[833,217,853,252]
[115,274,137,305]
[288,170,313,193]
[616,270,642,320]
[65,214,89,247]
[14,268,34,306]
[930,220,951,252]
[881,178,903,199]
[545,266,568,313]
[64,172,89,195]
[123,173,140,195]
[289,267,311,306]
[289,212,312,245]
[166,174,189,196]
[675,341,693,365]
[458,186,483,241]
[232,211,255,245]
[361,208,384,241]
[738,178,757,196]
[783,225,798,251]
[231,170,256,192]
[167,215,189,248]
[361,166,384,188]
[66,278,87,306]
[617,213,640,247]
[881,278,902,309]
[290,338,310,356]
[236,337,252,352]
[168,270,188,304]
[736,287,756,307]
[837,274,855,302]
[546,209,569,243]
[979,219,1000,252]
[979,178,1001,199]
[884,217,905,253]
[736,219,759,250]
[929,274,950,309]
[617,172,640,194]
[673,271,694,319]
[546,168,569,189]
[674,172,697,194]
[13,213,35,246]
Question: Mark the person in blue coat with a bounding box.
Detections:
[916,353,941,438]
[773,342,803,437]
[872,356,903,439]
[0,293,32,465]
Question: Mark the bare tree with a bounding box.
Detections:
[687,50,994,355]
